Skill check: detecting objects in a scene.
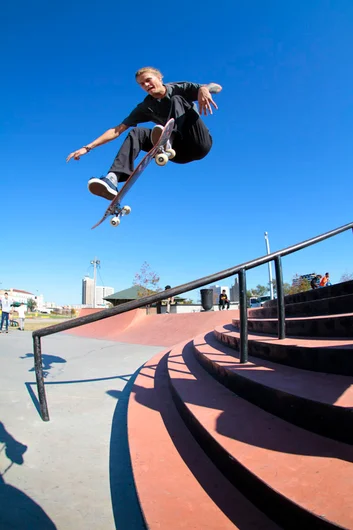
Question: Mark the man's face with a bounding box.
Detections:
[136,71,164,97]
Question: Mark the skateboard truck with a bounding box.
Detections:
[110,205,131,227]
[155,146,176,166]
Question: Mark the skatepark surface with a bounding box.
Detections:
[0,309,236,529]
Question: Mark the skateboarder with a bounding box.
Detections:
[66,67,222,200]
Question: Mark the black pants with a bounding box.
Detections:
[219,301,230,310]
[109,95,213,182]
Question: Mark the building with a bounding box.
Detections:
[230,278,239,302]
[82,277,114,307]
[0,288,34,306]
[104,286,158,307]
[292,273,317,287]
[95,286,114,307]
[82,277,94,306]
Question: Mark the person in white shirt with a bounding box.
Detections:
[17,304,26,331]
[0,293,13,333]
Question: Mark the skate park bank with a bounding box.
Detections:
[2,221,353,529]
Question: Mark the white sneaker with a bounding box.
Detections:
[88,176,118,200]
[151,125,172,150]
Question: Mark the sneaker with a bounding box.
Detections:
[151,125,172,150]
[88,176,118,201]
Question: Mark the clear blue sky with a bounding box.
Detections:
[2,0,353,304]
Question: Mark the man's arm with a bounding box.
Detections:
[198,83,222,116]
[66,123,128,162]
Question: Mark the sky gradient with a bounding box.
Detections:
[2,0,353,304]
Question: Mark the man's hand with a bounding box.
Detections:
[66,147,89,162]
[198,86,219,116]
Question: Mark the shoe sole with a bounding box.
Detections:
[151,126,163,146]
[88,179,117,201]
[152,127,173,153]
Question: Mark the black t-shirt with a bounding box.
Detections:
[122,82,202,127]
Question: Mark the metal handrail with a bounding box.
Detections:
[33,220,353,420]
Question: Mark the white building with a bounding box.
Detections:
[82,277,94,305]
[82,277,114,307]
[96,286,114,307]
[0,288,34,306]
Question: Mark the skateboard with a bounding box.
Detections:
[91,118,175,229]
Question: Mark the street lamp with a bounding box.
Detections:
[264,232,274,300]
[90,258,100,308]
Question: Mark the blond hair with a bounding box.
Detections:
[135,67,163,79]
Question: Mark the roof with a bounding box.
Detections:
[10,289,34,295]
[104,285,158,301]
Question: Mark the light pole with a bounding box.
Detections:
[264,232,274,300]
[90,258,100,308]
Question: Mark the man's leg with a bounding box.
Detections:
[4,313,9,332]
[0,313,3,332]
[88,128,153,200]
[167,95,213,164]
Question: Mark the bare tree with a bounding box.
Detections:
[133,262,161,312]
[340,272,353,282]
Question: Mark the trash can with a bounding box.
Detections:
[200,289,213,311]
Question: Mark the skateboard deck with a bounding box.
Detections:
[92,118,175,229]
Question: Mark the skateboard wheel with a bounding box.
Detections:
[166,148,176,160]
[123,206,131,215]
[155,153,168,166]
[110,216,121,227]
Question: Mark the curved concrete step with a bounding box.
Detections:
[127,349,278,529]
[214,324,353,375]
[194,332,353,444]
[232,314,353,338]
[265,281,353,307]
[168,341,353,529]
[249,294,353,319]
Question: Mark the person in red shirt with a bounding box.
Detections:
[320,272,331,287]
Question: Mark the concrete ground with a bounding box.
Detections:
[0,328,164,530]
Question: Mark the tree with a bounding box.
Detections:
[270,279,292,296]
[288,275,311,295]
[340,272,353,282]
[27,298,37,312]
[252,284,269,297]
[133,261,162,299]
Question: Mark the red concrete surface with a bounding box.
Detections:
[66,308,146,340]
[195,332,353,407]
[68,309,238,347]
[168,342,353,529]
[128,349,279,529]
[216,324,353,349]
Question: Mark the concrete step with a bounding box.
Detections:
[127,349,278,529]
[249,294,353,319]
[232,314,353,338]
[214,324,353,375]
[265,280,353,307]
[193,332,353,444]
[168,341,353,529]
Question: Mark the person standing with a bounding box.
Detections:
[17,304,26,331]
[0,292,13,333]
